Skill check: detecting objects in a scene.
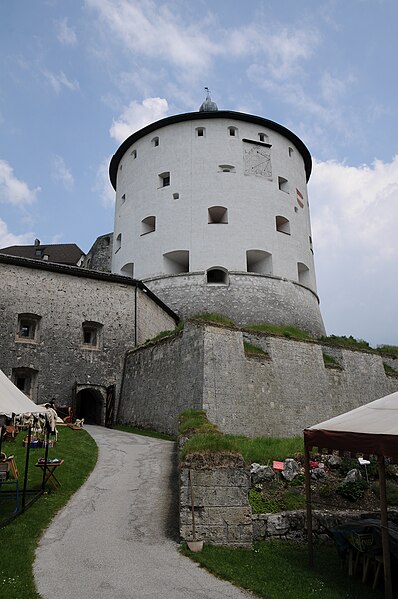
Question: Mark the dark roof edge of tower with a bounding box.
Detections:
[109,110,312,189]
[0,254,179,324]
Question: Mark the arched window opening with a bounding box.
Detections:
[297,262,310,286]
[152,136,159,147]
[163,250,189,274]
[141,216,156,235]
[278,176,289,193]
[196,127,205,137]
[246,250,273,275]
[276,216,291,235]
[288,147,294,157]
[218,164,235,173]
[228,126,238,137]
[121,262,134,277]
[131,149,137,159]
[208,206,228,224]
[115,233,122,252]
[258,132,269,143]
[206,267,229,285]
[121,193,126,204]
[82,321,103,349]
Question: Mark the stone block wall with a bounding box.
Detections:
[117,324,204,434]
[120,321,398,437]
[179,465,253,548]
[0,257,178,413]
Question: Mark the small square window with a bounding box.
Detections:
[17,313,40,342]
[82,322,102,349]
[159,172,170,187]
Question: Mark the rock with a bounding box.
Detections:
[344,468,362,483]
[281,458,300,481]
[250,463,275,484]
[327,454,342,468]
[311,467,326,480]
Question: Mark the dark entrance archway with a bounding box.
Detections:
[75,388,104,425]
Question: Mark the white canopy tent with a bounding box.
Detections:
[0,369,51,522]
[304,390,398,599]
[0,369,49,420]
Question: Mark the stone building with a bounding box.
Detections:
[1,96,393,437]
[0,254,177,424]
[108,93,324,336]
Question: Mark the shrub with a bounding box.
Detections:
[336,481,367,502]
[377,344,398,357]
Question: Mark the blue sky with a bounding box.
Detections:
[1,0,398,346]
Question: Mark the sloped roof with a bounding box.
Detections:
[0,243,85,265]
[0,370,49,419]
[304,390,398,460]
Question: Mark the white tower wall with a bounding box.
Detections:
[110,111,325,335]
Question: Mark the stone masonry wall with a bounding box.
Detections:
[117,325,204,434]
[119,321,398,437]
[145,272,325,337]
[0,260,177,412]
[179,466,253,548]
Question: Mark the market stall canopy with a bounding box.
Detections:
[304,390,398,461]
[0,369,49,419]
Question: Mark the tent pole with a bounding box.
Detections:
[304,443,314,567]
[22,425,32,511]
[378,455,392,599]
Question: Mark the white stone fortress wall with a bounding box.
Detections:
[110,110,325,336]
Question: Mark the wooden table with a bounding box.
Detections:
[35,460,64,492]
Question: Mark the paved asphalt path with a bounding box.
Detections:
[34,425,255,599]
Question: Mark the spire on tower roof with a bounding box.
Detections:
[199,87,218,112]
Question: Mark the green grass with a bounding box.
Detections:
[113,424,175,441]
[190,312,236,327]
[323,353,341,368]
[243,341,269,357]
[232,435,304,465]
[0,426,97,599]
[383,363,398,377]
[320,335,372,351]
[181,540,383,599]
[377,344,398,357]
[246,322,312,340]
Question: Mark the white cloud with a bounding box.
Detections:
[110,97,169,142]
[42,70,80,94]
[52,155,74,190]
[0,160,39,206]
[0,219,35,248]
[55,17,78,46]
[85,0,218,71]
[94,156,115,208]
[309,156,398,343]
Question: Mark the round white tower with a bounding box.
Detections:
[109,96,325,335]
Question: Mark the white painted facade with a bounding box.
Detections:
[110,110,324,334]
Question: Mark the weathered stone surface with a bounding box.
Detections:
[311,467,326,480]
[180,465,253,548]
[344,469,362,483]
[251,463,275,484]
[0,259,176,416]
[281,458,300,481]
[327,454,342,468]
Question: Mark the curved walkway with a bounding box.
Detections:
[34,425,255,599]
